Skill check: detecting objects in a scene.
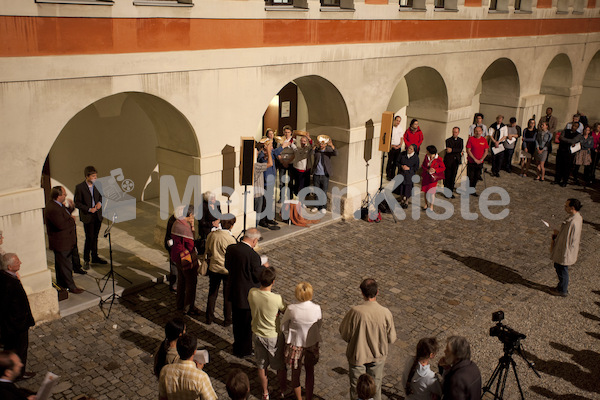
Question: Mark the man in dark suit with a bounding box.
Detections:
[444,127,464,198]
[45,186,86,293]
[74,165,107,267]
[0,254,36,381]
[225,228,267,358]
[0,351,36,399]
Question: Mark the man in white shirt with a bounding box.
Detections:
[386,116,404,180]
[565,113,584,133]
[488,115,508,177]
[468,113,488,137]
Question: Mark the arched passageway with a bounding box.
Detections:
[260,75,350,186]
[386,67,449,152]
[474,58,521,125]
[541,54,573,128]
[579,51,600,124]
[46,92,199,203]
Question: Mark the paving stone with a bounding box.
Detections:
[13,170,600,399]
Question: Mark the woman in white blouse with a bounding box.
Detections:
[281,282,322,400]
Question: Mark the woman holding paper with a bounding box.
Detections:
[281,282,322,400]
[573,126,594,186]
[535,121,552,181]
[170,205,201,316]
[520,119,538,177]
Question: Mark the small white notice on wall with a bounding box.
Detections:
[281,101,290,118]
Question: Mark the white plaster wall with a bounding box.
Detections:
[2,30,600,322]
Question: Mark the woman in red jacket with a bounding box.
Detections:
[404,119,424,154]
[170,205,201,316]
[421,145,446,211]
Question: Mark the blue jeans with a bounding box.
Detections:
[313,174,329,210]
[554,262,569,294]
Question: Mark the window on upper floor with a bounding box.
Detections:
[133,0,193,5]
[573,0,586,12]
[320,0,354,9]
[514,0,521,9]
[435,0,444,7]
[400,0,414,7]
[265,0,310,8]
[35,0,114,4]
[488,0,508,12]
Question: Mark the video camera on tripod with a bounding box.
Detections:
[489,310,526,351]
[483,311,540,400]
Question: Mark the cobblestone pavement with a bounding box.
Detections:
[16,166,600,400]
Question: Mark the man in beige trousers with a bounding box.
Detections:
[339,278,396,400]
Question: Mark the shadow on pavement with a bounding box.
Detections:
[442,250,553,294]
[529,385,594,400]
[582,219,600,232]
[120,284,293,398]
[523,342,600,394]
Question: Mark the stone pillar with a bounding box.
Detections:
[154,147,202,245]
[515,94,546,163]
[542,85,582,131]
[307,124,371,220]
[441,105,475,181]
[0,188,59,322]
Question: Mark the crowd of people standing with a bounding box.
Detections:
[386,109,600,207]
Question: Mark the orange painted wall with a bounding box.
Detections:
[536,0,553,8]
[588,0,596,8]
[365,0,388,4]
[1,16,600,57]
[464,0,482,6]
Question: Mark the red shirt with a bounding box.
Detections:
[467,136,489,163]
[592,131,600,150]
[404,128,424,150]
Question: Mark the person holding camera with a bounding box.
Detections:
[438,336,481,400]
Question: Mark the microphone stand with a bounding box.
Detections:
[99,213,131,319]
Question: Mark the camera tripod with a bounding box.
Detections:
[483,343,540,400]
[359,152,398,223]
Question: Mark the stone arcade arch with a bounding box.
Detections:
[386,67,449,153]
[45,92,200,245]
[260,75,350,191]
[540,54,574,129]
[474,58,521,125]
[579,51,600,124]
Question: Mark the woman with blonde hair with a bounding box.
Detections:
[281,282,323,400]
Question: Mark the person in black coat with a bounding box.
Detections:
[553,123,583,187]
[44,186,85,293]
[393,144,420,209]
[74,165,106,266]
[225,228,267,358]
[0,254,36,380]
[164,213,178,292]
[439,336,481,400]
[444,127,464,197]
[0,351,35,400]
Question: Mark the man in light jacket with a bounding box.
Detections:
[550,198,583,297]
[339,278,396,400]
